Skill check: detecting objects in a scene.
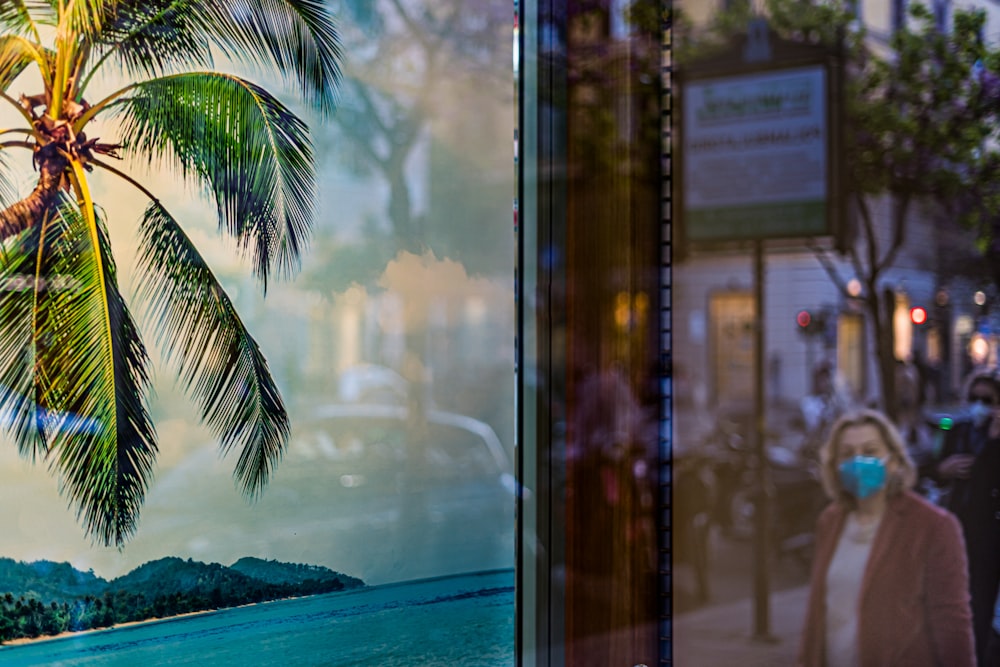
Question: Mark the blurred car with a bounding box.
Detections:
[285,402,517,582]
[335,364,410,405]
[132,395,516,587]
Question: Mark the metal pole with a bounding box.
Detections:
[805,339,815,397]
[752,240,774,641]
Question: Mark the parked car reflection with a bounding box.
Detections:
[286,401,517,581]
[129,394,515,586]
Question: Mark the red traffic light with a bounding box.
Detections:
[910,306,928,325]
[797,309,827,336]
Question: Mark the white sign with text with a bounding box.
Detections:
[683,65,828,241]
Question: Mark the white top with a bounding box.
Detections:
[825,512,881,667]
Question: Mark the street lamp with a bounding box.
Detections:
[846,278,862,297]
[969,333,990,365]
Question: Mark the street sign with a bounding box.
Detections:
[683,66,828,241]
[677,25,843,248]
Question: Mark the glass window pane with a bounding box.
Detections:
[518,0,665,664]
[673,2,1000,666]
[0,1,515,662]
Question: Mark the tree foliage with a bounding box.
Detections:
[307,0,511,275]
[0,1,342,545]
[679,0,1000,413]
[0,555,362,643]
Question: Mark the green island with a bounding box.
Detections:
[0,556,365,643]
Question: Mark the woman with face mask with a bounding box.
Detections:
[927,368,1000,666]
[797,409,975,667]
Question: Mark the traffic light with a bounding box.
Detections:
[909,306,928,326]
[796,309,825,336]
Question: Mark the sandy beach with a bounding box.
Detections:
[0,594,306,650]
[0,607,223,648]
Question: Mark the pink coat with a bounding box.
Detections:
[797,491,976,666]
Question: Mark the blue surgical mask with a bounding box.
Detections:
[838,456,887,499]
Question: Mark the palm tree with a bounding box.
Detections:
[0,1,341,546]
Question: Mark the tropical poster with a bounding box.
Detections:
[0,1,515,662]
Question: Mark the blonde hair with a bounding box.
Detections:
[818,409,917,504]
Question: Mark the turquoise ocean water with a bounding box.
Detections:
[0,570,514,666]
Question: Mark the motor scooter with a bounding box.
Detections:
[701,417,827,569]
[673,447,716,604]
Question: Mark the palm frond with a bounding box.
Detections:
[0,35,47,91]
[0,149,21,209]
[136,199,287,499]
[0,1,53,38]
[77,213,157,546]
[16,197,157,546]
[114,72,315,288]
[90,0,214,83]
[62,0,114,38]
[0,220,50,460]
[200,0,342,115]
[86,0,341,114]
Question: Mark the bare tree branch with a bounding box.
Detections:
[856,191,881,280]
[336,84,391,171]
[809,244,851,298]
[350,83,391,143]
[387,0,431,50]
[848,239,867,293]
[876,194,910,274]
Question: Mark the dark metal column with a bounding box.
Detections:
[752,240,774,641]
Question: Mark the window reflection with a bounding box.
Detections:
[249,0,517,585]
[0,0,516,631]
[518,0,664,664]
[672,1,1000,665]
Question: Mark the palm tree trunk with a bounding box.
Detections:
[0,147,68,242]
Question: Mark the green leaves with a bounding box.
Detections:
[115,72,315,290]
[0,218,50,461]
[0,2,52,38]
[0,0,339,547]
[0,34,45,91]
[93,0,215,80]
[0,198,157,547]
[90,0,341,114]
[200,0,342,116]
[135,200,288,499]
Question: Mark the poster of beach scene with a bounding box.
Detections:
[0,0,515,663]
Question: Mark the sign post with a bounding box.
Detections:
[677,19,843,642]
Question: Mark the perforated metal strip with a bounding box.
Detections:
[659,2,674,664]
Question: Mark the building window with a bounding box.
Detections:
[933,0,950,31]
[893,0,907,33]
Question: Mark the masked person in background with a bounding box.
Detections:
[894,359,936,473]
[799,361,855,460]
[926,367,1000,665]
[798,410,974,667]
